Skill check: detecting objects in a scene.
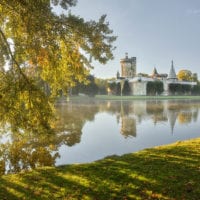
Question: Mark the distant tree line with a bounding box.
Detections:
[70,76,200,97]
[168,82,200,95]
[71,75,112,96]
[168,84,191,95]
[71,75,98,97]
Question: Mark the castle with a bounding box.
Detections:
[116,53,197,95]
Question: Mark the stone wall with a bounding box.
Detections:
[129,81,147,95]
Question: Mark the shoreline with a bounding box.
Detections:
[57,95,200,103]
[95,95,200,100]
[1,137,200,199]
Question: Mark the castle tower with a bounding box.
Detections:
[120,53,136,78]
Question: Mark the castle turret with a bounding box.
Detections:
[168,60,177,80]
[116,71,120,79]
[152,67,158,78]
[120,53,136,78]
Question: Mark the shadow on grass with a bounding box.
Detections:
[0,139,200,199]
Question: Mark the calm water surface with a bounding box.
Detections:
[55,99,200,166]
[1,99,200,174]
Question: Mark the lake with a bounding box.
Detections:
[1,99,200,174]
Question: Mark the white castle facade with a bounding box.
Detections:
[117,53,197,96]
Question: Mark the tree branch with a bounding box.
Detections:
[0,27,30,85]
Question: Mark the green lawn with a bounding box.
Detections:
[1,138,200,200]
[95,95,200,101]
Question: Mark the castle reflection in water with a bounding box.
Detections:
[103,100,199,138]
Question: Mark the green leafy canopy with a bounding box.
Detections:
[0,0,116,134]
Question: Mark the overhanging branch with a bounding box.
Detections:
[0,27,30,85]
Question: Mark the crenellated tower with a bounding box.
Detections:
[120,53,136,78]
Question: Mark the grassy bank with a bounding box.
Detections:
[1,138,200,200]
[59,95,200,103]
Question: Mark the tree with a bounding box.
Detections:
[95,78,108,94]
[168,83,192,95]
[79,75,98,97]
[0,1,116,134]
[155,81,164,95]
[0,1,116,94]
[168,83,182,95]
[146,81,163,95]
[116,82,121,96]
[177,70,192,81]
[192,73,198,82]
[181,85,191,94]
[108,81,117,95]
[147,82,155,95]
[122,80,131,95]
[191,83,200,95]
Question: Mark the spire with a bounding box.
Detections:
[125,52,128,59]
[116,71,120,79]
[168,60,177,79]
[168,110,178,134]
[152,67,158,75]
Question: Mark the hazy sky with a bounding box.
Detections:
[69,0,200,78]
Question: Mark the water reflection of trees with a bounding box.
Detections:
[55,103,99,146]
[0,87,56,174]
[146,101,168,125]
[0,132,60,174]
[167,100,199,125]
[0,101,99,174]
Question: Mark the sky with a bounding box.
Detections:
[68,0,200,78]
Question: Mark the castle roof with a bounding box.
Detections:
[168,60,177,79]
[151,67,167,78]
[152,67,158,76]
